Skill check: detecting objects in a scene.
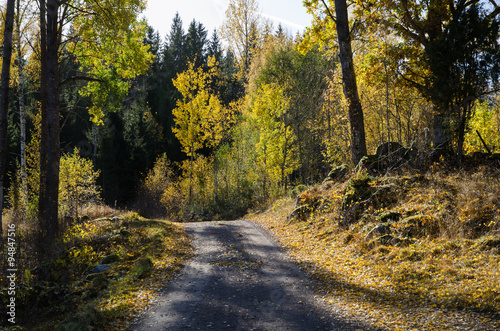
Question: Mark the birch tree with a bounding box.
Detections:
[220,0,271,75]
[172,57,233,201]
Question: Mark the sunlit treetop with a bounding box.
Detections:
[68,0,154,123]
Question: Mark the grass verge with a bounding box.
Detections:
[0,212,193,330]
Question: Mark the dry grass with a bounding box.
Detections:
[249,166,500,330]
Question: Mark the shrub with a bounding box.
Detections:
[59,148,101,220]
[134,153,177,219]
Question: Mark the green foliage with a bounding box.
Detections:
[212,141,256,217]
[93,85,163,204]
[248,83,299,188]
[250,43,331,182]
[25,108,41,218]
[69,0,153,123]
[59,149,101,219]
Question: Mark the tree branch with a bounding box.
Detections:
[401,0,428,45]
[60,75,104,87]
[321,0,336,23]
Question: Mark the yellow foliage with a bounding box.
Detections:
[465,99,500,153]
[247,83,300,186]
[59,148,101,218]
[172,57,233,157]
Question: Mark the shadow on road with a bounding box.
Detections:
[131,220,379,330]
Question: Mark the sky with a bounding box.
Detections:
[142,0,313,40]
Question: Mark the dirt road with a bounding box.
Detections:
[131,220,371,330]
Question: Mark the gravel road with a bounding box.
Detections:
[131,220,369,330]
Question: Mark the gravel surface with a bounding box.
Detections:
[131,220,373,330]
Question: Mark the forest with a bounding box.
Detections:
[0,0,500,329]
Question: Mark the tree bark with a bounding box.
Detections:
[333,0,367,164]
[38,0,48,254]
[189,142,194,203]
[432,111,449,148]
[0,0,16,239]
[38,0,60,256]
[16,0,27,201]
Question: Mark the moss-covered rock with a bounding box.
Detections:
[131,257,153,279]
[398,214,437,238]
[290,184,309,200]
[327,164,349,182]
[473,235,500,252]
[377,211,402,223]
[287,205,313,224]
[100,253,121,265]
[366,224,391,240]
[342,171,374,208]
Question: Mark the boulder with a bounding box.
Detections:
[132,257,154,279]
[119,229,132,237]
[84,264,111,276]
[377,211,402,223]
[86,273,108,289]
[366,224,391,240]
[399,214,436,238]
[372,234,399,246]
[287,205,312,224]
[376,142,405,158]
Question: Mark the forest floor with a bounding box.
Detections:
[248,166,500,330]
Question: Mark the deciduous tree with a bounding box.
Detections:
[248,84,299,191]
[302,0,367,164]
[354,0,500,162]
[172,57,233,201]
[0,0,16,238]
[220,0,271,75]
[36,0,152,255]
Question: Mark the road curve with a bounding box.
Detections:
[131,220,369,330]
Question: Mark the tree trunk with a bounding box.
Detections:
[456,100,473,166]
[0,0,16,239]
[16,0,27,201]
[38,0,60,256]
[38,0,48,252]
[333,0,367,164]
[432,111,449,150]
[280,136,287,191]
[189,142,194,203]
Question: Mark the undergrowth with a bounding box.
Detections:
[0,212,193,330]
[250,166,500,330]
